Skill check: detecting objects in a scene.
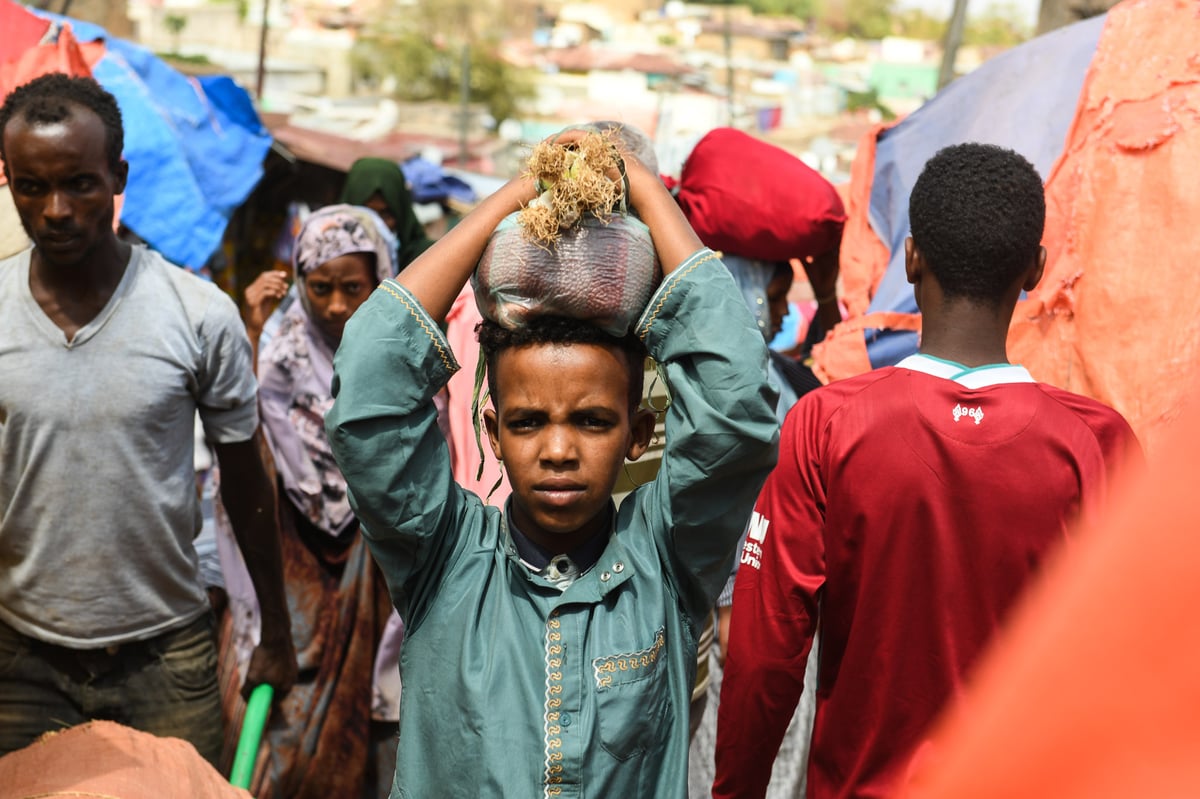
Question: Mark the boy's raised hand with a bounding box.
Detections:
[395,169,537,323]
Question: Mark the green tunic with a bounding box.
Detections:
[327,248,779,798]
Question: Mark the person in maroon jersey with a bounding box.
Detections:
[712,142,1141,799]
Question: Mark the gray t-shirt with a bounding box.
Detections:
[0,246,258,647]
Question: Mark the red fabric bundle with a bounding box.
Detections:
[675,127,846,260]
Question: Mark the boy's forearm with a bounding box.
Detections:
[397,176,538,322]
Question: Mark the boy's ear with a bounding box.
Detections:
[904,236,921,285]
[483,408,503,461]
[625,408,656,461]
[1022,245,1047,292]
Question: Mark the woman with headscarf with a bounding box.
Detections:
[339,156,435,270]
[242,205,398,798]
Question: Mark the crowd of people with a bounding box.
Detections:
[0,70,1145,799]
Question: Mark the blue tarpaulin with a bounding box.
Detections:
[32,10,270,270]
[860,15,1105,367]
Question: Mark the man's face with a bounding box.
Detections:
[3,105,126,268]
[484,342,653,554]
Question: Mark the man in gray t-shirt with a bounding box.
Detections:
[0,74,296,762]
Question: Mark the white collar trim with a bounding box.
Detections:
[897,353,1035,388]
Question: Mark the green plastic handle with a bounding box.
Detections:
[230,683,273,788]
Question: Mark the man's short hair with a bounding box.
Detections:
[478,316,647,412]
[0,73,125,177]
[908,143,1045,304]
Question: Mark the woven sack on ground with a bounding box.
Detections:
[0,720,252,799]
[473,210,661,337]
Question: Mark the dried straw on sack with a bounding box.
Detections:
[473,131,661,337]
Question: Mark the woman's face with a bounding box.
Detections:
[365,191,398,236]
[303,252,375,343]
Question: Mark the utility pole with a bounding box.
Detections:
[938,0,969,90]
[458,43,470,167]
[255,0,270,100]
[724,1,735,126]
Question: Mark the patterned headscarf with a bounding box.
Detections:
[293,204,394,308]
[258,204,395,537]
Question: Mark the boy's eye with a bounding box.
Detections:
[343,282,364,295]
[507,417,540,430]
[71,177,96,193]
[580,416,614,429]
[309,283,332,296]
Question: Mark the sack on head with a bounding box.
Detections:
[473,130,662,337]
[473,211,660,338]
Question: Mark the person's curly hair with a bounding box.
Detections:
[478,316,647,412]
[908,143,1045,305]
[0,74,124,179]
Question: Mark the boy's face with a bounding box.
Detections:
[484,342,655,554]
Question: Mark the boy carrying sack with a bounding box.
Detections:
[325,128,779,797]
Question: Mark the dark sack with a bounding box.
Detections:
[675,127,845,261]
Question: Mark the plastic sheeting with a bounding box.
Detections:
[0,1,270,270]
[814,14,1104,379]
[1007,0,1200,455]
[816,0,1200,453]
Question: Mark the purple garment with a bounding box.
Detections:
[259,205,393,537]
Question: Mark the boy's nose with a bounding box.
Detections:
[541,427,577,463]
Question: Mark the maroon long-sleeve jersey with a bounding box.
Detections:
[714,355,1140,799]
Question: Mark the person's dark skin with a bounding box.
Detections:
[4,112,131,341]
[765,265,792,341]
[3,103,297,698]
[802,242,843,335]
[398,127,690,553]
[904,236,1046,367]
[483,342,655,553]
[364,191,398,235]
[304,252,375,345]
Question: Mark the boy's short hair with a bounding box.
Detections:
[0,74,125,178]
[909,142,1045,305]
[478,317,647,412]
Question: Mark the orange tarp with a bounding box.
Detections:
[814,0,1200,453]
[0,721,252,799]
[1008,0,1200,454]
